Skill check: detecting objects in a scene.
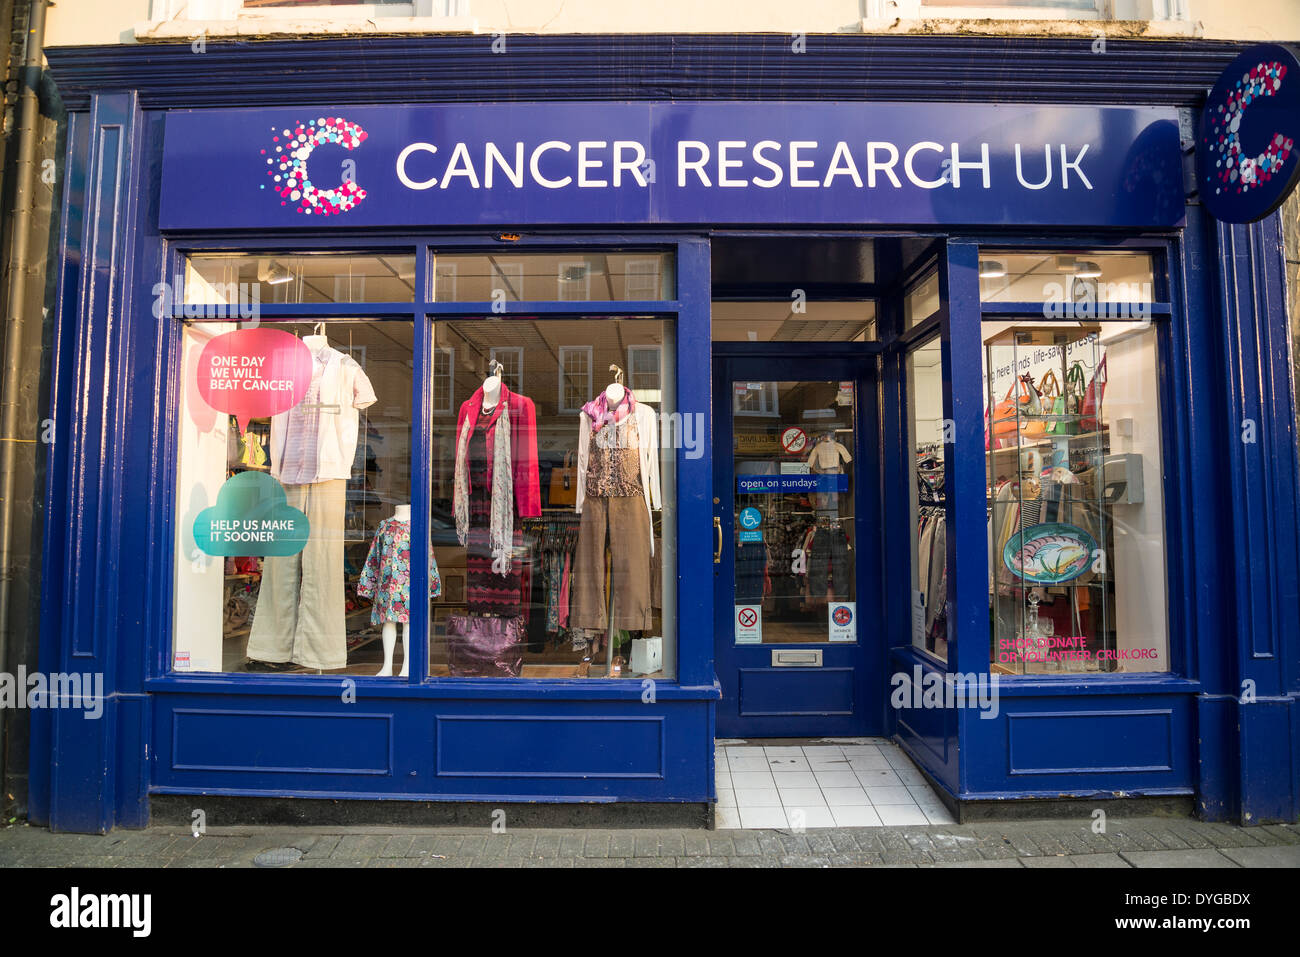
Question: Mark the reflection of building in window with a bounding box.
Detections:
[491,262,524,301]
[624,259,661,300]
[734,382,779,417]
[432,346,455,415]
[627,344,661,402]
[338,344,367,368]
[434,263,457,302]
[558,345,592,413]
[558,262,592,300]
[489,346,524,394]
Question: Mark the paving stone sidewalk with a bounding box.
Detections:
[0,816,1296,868]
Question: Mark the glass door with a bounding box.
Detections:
[713,355,879,737]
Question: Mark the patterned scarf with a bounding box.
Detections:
[454,401,515,576]
[581,388,636,433]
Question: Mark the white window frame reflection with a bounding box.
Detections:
[489,346,524,394]
[733,381,780,418]
[558,345,593,414]
[432,346,455,416]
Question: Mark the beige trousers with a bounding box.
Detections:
[246,479,347,670]
[570,492,653,632]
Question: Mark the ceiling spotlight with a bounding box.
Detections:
[1074,260,1103,279]
[979,259,1007,279]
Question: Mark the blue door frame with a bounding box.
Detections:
[712,349,884,738]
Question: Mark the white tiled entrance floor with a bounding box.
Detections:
[715,738,955,829]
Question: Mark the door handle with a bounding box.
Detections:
[714,517,722,564]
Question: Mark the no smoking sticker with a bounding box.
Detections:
[781,427,808,454]
[735,604,763,644]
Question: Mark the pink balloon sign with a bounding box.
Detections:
[196,328,314,433]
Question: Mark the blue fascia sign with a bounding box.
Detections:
[160,102,1184,229]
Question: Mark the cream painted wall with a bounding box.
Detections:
[45,0,150,46]
[37,0,1300,47]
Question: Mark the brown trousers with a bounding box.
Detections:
[246,479,347,670]
[570,492,653,632]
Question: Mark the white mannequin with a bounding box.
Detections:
[375,503,412,678]
[481,359,503,412]
[604,363,625,405]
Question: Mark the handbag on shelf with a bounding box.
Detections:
[1064,362,1087,417]
[1037,369,1079,436]
[445,613,526,677]
[990,381,1021,438]
[1080,355,1108,432]
[548,451,577,507]
[1017,375,1048,438]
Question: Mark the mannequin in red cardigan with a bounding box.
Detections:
[454,379,541,617]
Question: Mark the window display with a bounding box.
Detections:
[430,317,676,679]
[983,320,1168,673]
[173,316,414,675]
[908,338,947,661]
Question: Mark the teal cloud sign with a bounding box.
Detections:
[193,471,311,557]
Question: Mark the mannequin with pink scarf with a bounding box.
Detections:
[570,364,661,665]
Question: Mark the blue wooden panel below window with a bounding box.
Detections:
[1007,710,1175,775]
[435,716,664,778]
[172,709,394,775]
[738,667,856,717]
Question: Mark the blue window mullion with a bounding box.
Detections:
[409,244,432,684]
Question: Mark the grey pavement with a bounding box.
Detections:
[0,816,1296,867]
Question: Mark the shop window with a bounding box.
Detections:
[184,252,416,304]
[904,270,940,329]
[627,344,662,403]
[984,320,1169,674]
[979,250,1156,306]
[711,301,877,342]
[428,317,677,680]
[489,346,524,394]
[430,252,675,302]
[908,338,948,661]
[734,382,780,417]
[172,317,414,676]
[558,345,593,413]
[433,263,457,302]
[432,346,455,416]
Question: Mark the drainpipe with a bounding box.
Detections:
[0,0,48,802]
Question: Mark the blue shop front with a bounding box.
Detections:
[31,36,1300,832]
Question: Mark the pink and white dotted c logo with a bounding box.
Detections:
[1198,43,1300,224]
[261,117,368,216]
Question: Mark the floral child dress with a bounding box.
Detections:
[357,517,441,625]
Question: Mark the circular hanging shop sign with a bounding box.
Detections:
[1197,43,1300,224]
